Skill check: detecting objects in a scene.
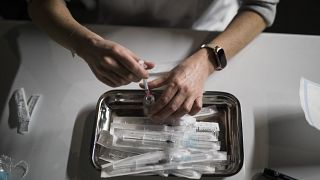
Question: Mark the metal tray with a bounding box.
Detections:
[91,90,243,177]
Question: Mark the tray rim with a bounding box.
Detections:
[90,90,244,177]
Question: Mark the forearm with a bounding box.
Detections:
[27,0,101,52]
[28,0,151,86]
[212,10,267,60]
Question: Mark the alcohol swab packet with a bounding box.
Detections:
[11,88,41,134]
[300,77,320,130]
[27,94,41,120]
[12,88,30,134]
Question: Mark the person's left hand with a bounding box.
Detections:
[142,49,215,123]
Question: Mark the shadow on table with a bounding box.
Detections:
[251,173,270,180]
[66,105,227,180]
[8,92,21,132]
[251,105,320,179]
[66,105,100,179]
[267,106,320,167]
[0,25,22,123]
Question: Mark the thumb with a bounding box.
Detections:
[148,75,169,89]
[139,75,168,89]
[189,96,203,116]
[143,60,155,70]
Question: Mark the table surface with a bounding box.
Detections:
[1,20,320,180]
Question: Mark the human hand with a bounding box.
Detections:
[76,36,155,87]
[142,49,215,122]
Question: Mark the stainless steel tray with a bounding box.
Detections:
[91,90,243,176]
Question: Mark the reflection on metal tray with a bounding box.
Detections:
[91,90,243,177]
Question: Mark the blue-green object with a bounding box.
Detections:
[0,171,8,180]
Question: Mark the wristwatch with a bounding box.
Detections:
[200,43,227,71]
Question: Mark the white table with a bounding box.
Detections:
[1,20,320,180]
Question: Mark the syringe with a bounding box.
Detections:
[138,60,155,112]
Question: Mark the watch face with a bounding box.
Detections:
[216,47,227,70]
[201,44,227,71]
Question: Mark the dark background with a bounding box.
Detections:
[1,0,320,35]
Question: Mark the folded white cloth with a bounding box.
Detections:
[300,77,320,130]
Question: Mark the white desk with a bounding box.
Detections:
[1,21,320,180]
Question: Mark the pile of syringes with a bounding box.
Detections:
[96,106,229,179]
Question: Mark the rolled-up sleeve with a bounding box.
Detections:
[240,0,280,26]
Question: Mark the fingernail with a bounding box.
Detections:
[138,59,148,69]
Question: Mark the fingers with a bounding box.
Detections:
[171,97,194,119]
[89,60,130,87]
[143,60,155,70]
[99,57,140,83]
[189,96,202,116]
[88,64,117,87]
[151,92,186,121]
[96,74,117,87]
[111,46,149,79]
[146,76,203,121]
[83,39,153,86]
[145,75,169,89]
[96,67,129,87]
[149,83,179,119]
[153,95,202,122]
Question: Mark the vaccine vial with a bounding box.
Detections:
[143,94,155,115]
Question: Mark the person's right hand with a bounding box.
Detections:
[75,36,154,87]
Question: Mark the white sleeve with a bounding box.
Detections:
[239,0,280,26]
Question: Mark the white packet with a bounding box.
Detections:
[98,146,139,162]
[170,169,202,179]
[101,150,226,178]
[12,88,30,134]
[300,77,320,130]
[113,128,219,142]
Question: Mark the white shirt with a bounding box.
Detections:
[78,0,279,30]
[95,0,239,31]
